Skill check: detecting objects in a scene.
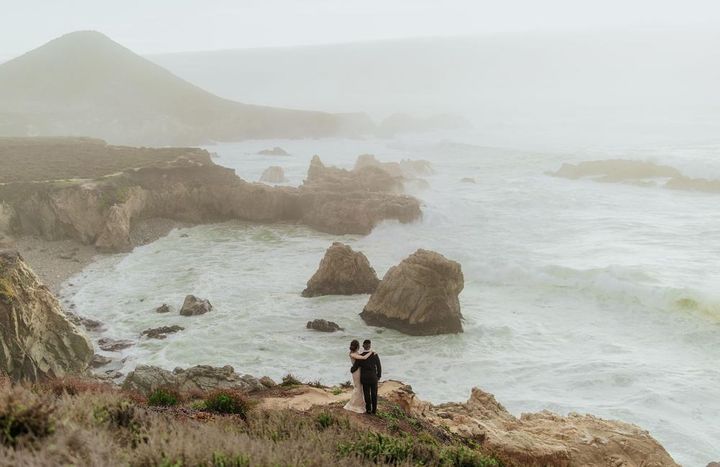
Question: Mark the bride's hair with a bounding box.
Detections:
[349,340,360,352]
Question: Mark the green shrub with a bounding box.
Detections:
[331,387,343,396]
[203,390,251,419]
[339,380,353,389]
[439,445,502,467]
[280,374,301,387]
[0,387,55,446]
[315,411,335,430]
[338,433,414,464]
[148,388,180,407]
[307,379,324,388]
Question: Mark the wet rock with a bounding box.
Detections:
[258,146,289,156]
[179,295,212,316]
[65,311,104,331]
[122,364,264,395]
[460,177,476,184]
[90,354,112,368]
[361,249,464,335]
[306,319,343,332]
[155,303,172,313]
[0,250,93,381]
[302,242,379,297]
[259,376,277,388]
[259,166,287,183]
[141,325,184,339]
[97,337,134,352]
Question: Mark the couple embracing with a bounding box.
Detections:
[343,339,382,415]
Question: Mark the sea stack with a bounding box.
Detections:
[0,250,93,380]
[360,249,464,335]
[302,242,380,297]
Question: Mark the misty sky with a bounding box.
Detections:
[1,0,719,58]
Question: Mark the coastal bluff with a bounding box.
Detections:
[0,138,421,252]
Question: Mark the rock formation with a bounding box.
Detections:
[122,364,264,395]
[354,154,434,178]
[259,166,287,183]
[302,242,379,297]
[155,303,172,313]
[0,250,92,381]
[382,382,678,467]
[141,325,184,339]
[1,139,422,251]
[460,177,476,184]
[361,249,464,335]
[306,319,343,332]
[179,295,213,316]
[258,147,289,156]
[97,337,134,352]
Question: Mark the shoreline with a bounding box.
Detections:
[5,217,191,294]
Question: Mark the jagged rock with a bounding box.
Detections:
[259,376,277,388]
[179,295,212,316]
[141,325,184,339]
[381,382,678,467]
[259,166,287,183]
[90,354,112,368]
[354,154,434,178]
[306,319,343,332]
[307,155,402,193]
[97,337,134,352]
[66,311,104,331]
[361,249,464,335]
[302,242,379,297]
[258,147,289,156]
[706,462,720,467]
[155,303,172,313]
[122,364,264,395]
[460,177,476,184]
[0,250,93,381]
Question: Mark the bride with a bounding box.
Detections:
[343,339,375,413]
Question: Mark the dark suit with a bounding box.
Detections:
[351,350,382,414]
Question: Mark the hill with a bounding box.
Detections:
[0,31,373,145]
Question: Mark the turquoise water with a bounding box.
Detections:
[64,134,720,465]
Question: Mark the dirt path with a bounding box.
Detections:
[258,381,406,411]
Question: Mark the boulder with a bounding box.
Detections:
[155,303,172,313]
[141,325,184,339]
[302,242,379,297]
[259,166,287,183]
[306,319,343,332]
[258,146,289,156]
[0,250,93,381]
[179,295,212,316]
[121,364,264,395]
[90,354,112,368]
[354,154,434,178]
[259,376,277,388]
[381,382,678,467]
[66,311,104,330]
[97,337,134,352]
[361,249,464,335]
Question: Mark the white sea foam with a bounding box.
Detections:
[61,133,720,465]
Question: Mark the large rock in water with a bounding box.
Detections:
[179,295,212,316]
[382,382,678,467]
[259,166,287,183]
[0,250,93,381]
[121,364,264,395]
[302,242,379,297]
[360,249,464,335]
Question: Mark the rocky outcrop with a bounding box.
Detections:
[121,364,264,395]
[382,382,678,467]
[298,156,421,235]
[2,142,422,251]
[155,304,172,313]
[0,250,92,381]
[302,242,379,297]
[354,154,434,178]
[259,166,287,183]
[361,249,464,335]
[179,295,212,316]
[141,325,184,339]
[306,319,343,332]
[258,147,289,156]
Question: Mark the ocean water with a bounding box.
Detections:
[62,133,720,465]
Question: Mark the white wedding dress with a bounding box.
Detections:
[343,354,366,413]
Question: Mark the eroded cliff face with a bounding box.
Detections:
[382,382,678,467]
[2,152,422,252]
[0,250,93,381]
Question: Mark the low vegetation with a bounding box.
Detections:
[0,375,502,466]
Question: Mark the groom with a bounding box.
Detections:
[351,339,382,414]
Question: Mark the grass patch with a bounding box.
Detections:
[202,390,252,419]
[0,386,54,446]
[280,374,302,387]
[147,388,180,407]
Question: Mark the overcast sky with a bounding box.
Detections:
[1,0,719,58]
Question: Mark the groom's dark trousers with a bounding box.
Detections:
[351,351,382,413]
